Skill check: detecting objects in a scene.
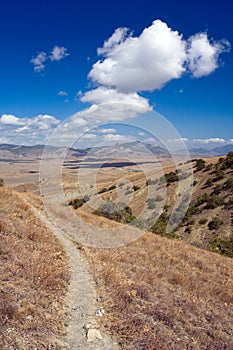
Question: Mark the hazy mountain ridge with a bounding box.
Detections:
[0,142,232,160]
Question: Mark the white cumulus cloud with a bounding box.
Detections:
[81,86,151,113]
[97,27,129,55]
[89,20,187,93]
[0,114,25,125]
[0,114,60,145]
[88,19,229,94]
[187,33,230,78]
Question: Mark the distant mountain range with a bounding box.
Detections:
[189,144,233,157]
[84,141,170,159]
[0,142,232,160]
[0,143,86,160]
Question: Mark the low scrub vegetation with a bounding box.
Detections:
[94,201,136,224]
[210,237,233,257]
[208,216,223,230]
[68,195,90,209]
[195,158,206,171]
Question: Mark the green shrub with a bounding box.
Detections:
[133,185,140,192]
[146,179,158,186]
[185,226,192,234]
[220,163,227,170]
[226,151,233,168]
[211,184,223,195]
[69,195,90,209]
[199,218,208,225]
[195,193,210,207]
[186,218,195,225]
[108,185,116,191]
[151,212,168,236]
[205,195,224,209]
[98,187,108,194]
[69,198,85,209]
[94,201,135,224]
[164,171,178,183]
[208,216,223,230]
[0,178,3,187]
[163,204,170,212]
[225,198,233,210]
[205,178,213,187]
[196,159,206,171]
[213,169,225,182]
[225,178,233,190]
[203,164,213,172]
[210,238,233,257]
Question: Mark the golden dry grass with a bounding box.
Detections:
[0,187,69,349]
[85,233,233,349]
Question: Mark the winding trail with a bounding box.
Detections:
[24,198,119,350]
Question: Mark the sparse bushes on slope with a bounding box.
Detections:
[195,159,206,171]
[94,201,135,224]
[225,178,233,191]
[226,151,233,168]
[205,195,225,209]
[208,216,223,230]
[210,237,233,257]
[69,195,90,209]
[199,218,208,225]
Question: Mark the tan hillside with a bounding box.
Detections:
[85,232,233,349]
[1,152,232,349]
[0,187,69,349]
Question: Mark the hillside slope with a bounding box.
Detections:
[85,232,233,349]
[0,187,69,349]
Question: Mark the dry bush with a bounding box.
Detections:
[85,233,233,349]
[0,187,69,349]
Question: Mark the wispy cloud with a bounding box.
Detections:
[31,45,69,72]
[58,90,68,96]
[98,128,117,134]
[50,46,69,61]
[192,138,226,144]
[31,52,47,72]
[103,133,135,142]
[167,137,189,143]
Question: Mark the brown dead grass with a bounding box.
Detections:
[0,187,69,349]
[85,233,233,349]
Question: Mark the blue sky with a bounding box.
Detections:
[0,0,232,148]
